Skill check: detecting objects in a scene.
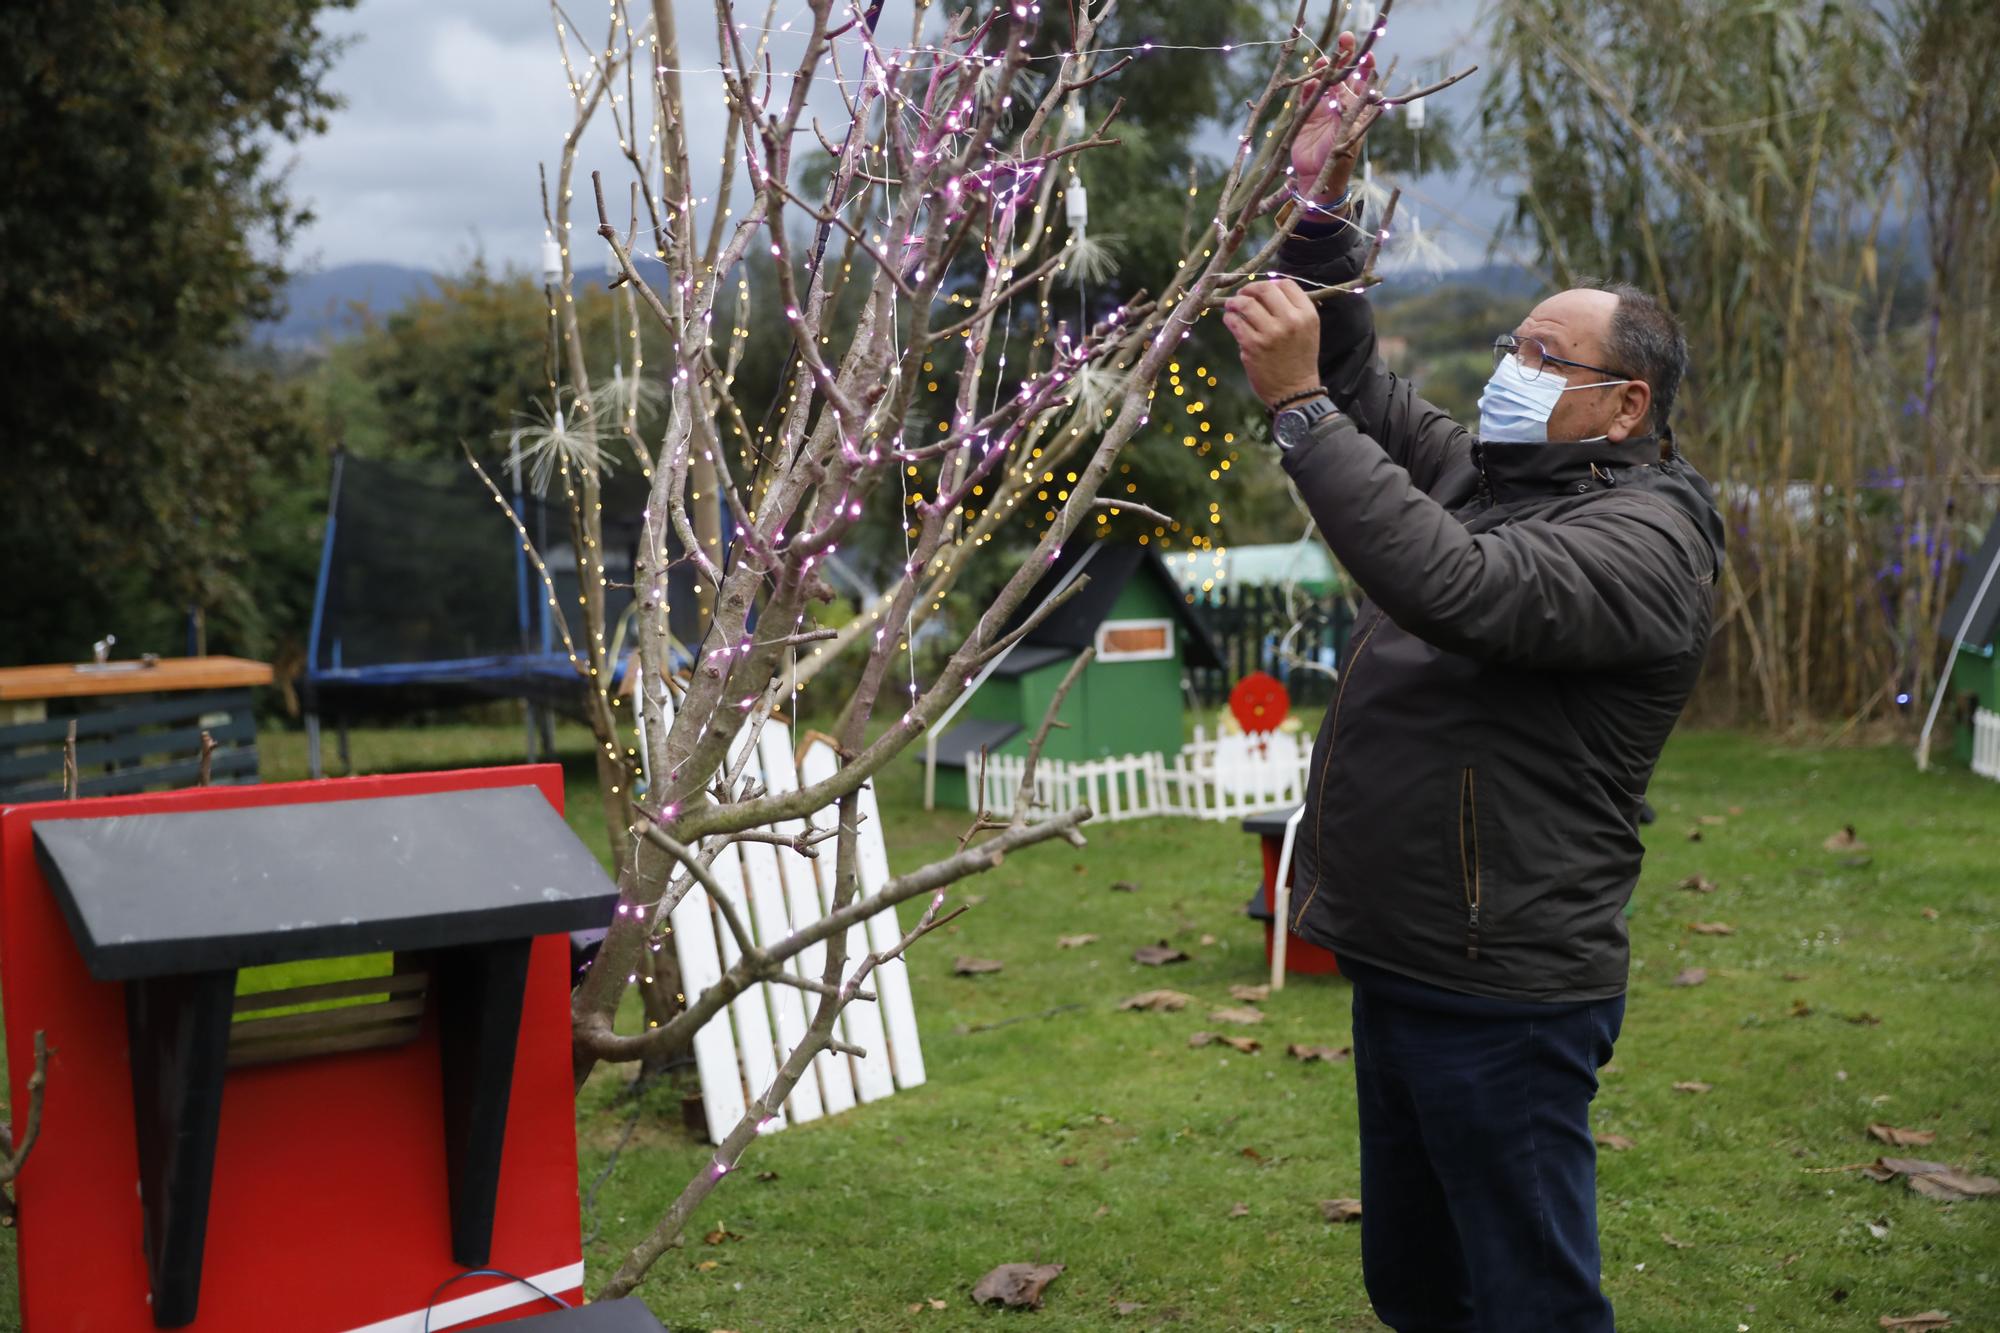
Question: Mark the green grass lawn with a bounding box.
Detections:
[2,722,1995,1330]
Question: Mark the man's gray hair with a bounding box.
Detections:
[1578,278,1686,441]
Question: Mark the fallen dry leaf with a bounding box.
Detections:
[1319,1198,1363,1223]
[756,1171,779,1183]
[1112,1301,1146,1317]
[1240,1146,1264,1162]
[1856,1120,1936,1144]
[1118,989,1192,1012]
[1133,941,1191,966]
[972,1263,1066,1310]
[696,1260,719,1272]
[1848,1012,1883,1026]
[1789,998,1814,1019]
[1685,827,1703,842]
[1672,967,1708,987]
[1188,1031,1261,1053]
[1228,1201,1250,1218]
[1908,1169,2000,1202]
[1200,933,1218,946]
[1728,805,1745,816]
[1672,1080,1713,1094]
[1678,874,1718,893]
[1094,1203,1111,1219]
[953,956,1004,975]
[1287,1043,1351,1063]
[1229,983,1271,1003]
[1825,824,1870,853]
[1595,1132,1637,1151]
[1699,814,1729,826]
[1921,907,1939,920]
[928,1298,949,1310]
[1783,971,1811,982]
[1660,1232,1692,1249]
[703,1226,743,1245]
[1058,933,1099,949]
[1110,879,1140,892]
[1688,921,1736,935]
[1859,1157,1999,1201]
[1207,1005,1266,1026]
[1878,1314,1954,1330]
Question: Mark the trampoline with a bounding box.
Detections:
[303,450,699,776]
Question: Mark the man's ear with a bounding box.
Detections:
[1608,379,1651,443]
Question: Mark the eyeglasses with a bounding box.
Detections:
[1492,334,1628,383]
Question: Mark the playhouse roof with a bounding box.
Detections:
[1001,541,1225,670]
[1942,521,2000,647]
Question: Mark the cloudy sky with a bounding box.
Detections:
[286,0,1510,276]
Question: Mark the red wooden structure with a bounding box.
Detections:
[0,766,603,1331]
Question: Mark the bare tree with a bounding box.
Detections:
[506,0,1465,1298]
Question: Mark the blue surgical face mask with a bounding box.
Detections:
[1477,353,1627,443]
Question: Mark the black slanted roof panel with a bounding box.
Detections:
[988,644,1075,678]
[1001,541,1223,670]
[32,786,620,981]
[1942,521,2000,648]
[922,719,1024,770]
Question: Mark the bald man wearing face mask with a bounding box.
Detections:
[1219,33,1725,1333]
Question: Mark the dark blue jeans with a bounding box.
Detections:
[1343,958,1625,1333]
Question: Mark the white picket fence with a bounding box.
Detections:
[1974,707,2000,781]
[974,726,1310,823]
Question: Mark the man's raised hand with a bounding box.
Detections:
[1292,31,1384,205]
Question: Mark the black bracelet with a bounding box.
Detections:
[1268,387,1330,413]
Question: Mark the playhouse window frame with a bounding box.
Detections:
[1095,618,1176,662]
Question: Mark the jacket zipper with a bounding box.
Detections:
[1459,766,1482,960]
[1290,610,1385,932]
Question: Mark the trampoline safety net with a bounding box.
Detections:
[306,451,700,715]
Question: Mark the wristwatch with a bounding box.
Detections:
[1272,393,1338,451]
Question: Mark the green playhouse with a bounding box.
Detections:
[923,541,1223,808]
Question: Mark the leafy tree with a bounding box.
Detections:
[0,0,353,665]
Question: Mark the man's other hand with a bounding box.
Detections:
[1223,280,1321,409]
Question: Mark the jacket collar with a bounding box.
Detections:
[1472,435,1661,504]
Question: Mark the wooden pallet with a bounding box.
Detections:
[657,703,925,1144]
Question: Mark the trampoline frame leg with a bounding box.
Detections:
[306,713,323,780]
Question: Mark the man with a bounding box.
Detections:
[1220,33,1725,1333]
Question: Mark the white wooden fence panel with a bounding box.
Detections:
[706,833,786,1131]
[753,723,859,1116]
[795,739,911,1101]
[845,758,928,1089]
[1975,707,2000,781]
[668,864,749,1146]
[971,730,1310,823]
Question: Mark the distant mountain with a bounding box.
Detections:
[256,262,437,349]
[255,255,1538,351]
[1373,261,1544,307]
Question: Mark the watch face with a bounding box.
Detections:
[1273,410,1308,451]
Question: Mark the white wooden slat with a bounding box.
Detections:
[847,765,927,1089]
[706,835,786,1130]
[754,723,859,1116]
[733,829,826,1125]
[667,875,748,1145]
[794,740,899,1102]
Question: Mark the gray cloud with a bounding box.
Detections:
[288,0,1514,275]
